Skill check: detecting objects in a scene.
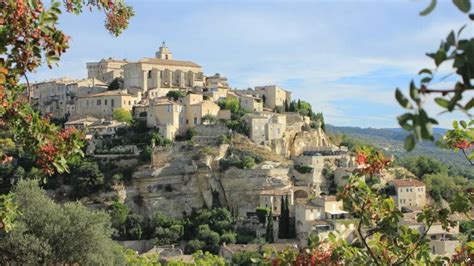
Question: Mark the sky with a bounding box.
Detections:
[31,0,474,128]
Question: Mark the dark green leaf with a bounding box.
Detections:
[447,30,456,46]
[434,49,447,66]
[418,68,432,75]
[420,77,432,83]
[464,98,474,110]
[420,0,437,15]
[395,89,412,109]
[453,0,471,13]
[458,24,468,36]
[460,120,467,128]
[405,134,416,151]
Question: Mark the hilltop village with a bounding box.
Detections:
[30,43,461,262]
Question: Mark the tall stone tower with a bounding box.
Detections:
[155,41,173,60]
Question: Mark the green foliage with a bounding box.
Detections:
[438,120,474,164]
[218,134,231,145]
[109,201,129,229]
[423,172,469,202]
[256,207,270,224]
[0,180,123,264]
[397,156,448,179]
[225,119,248,135]
[108,77,124,90]
[202,114,217,125]
[123,248,160,265]
[218,98,240,114]
[396,2,473,151]
[294,164,313,174]
[166,90,187,101]
[113,108,133,125]
[152,212,184,245]
[185,128,197,140]
[232,251,262,265]
[242,155,256,169]
[0,193,18,232]
[67,160,105,198]
[220,231,237,244]
[185,239,205,254]
[265,210,274,243]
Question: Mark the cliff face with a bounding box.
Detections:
[272,126,333,158]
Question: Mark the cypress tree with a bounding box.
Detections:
[278,196,286,239]
[265,210,274,243]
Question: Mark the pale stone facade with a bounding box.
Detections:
[243,112,286,144]
[32,78,75,119]
[147,99,185,139]
[87,58,128,84]
[389,179,426,210]
[205,73,229,88]
[255,85,292,110]
[239,93,263,112]
[74,90,139,118]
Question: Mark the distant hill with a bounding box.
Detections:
[326,125,474,179]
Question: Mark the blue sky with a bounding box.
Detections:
[32,0,473,128]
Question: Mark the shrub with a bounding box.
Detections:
[242,156,256,169]
[113,108,133,125]
[109,201,129,229]
[185,128,197,140]
[294,164,313,174]
[232,251,262,265]
[185,240,205,254]
[218,134,231,145]
[220,231,237,244]
[256,207,270,224]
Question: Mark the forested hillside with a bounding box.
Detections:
[327,125,474,179]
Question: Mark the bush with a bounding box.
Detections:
[242,156,256,169]
[68,160,105,199]
[220,231,237,244]
[232,251,262,265]
[185,240,205,254]
[166,90,187,101]
[256,207,270,224]
[113,108,133,125]
[109,201,129,229]
[218,134,230,145]
[294,164,313,174]
[185,128,197,140]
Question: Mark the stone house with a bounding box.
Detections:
[258,187,294,215]
[147,98,185,140]
[238,93,263,112]
[179,93,220,128]
[64,116,99,131]
[400,212,460,256]
[205,73,229,88]
[31,78,75,119]
[86,58,128,84]
[243,112,286,145]
[389,179,426,210]
[74,90,139,119]
[294,196,353,246]
[255,85,292,110]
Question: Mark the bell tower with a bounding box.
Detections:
[155,41,173,60]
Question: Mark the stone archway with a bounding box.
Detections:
[294,190,309,199]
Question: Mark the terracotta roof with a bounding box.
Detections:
[391,178,425,187]
[140,58,201,68]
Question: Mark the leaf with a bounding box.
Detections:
[460,120,468,128]
[395,89,412,109]
[409,81,420,101]
[405,134,416,151]
[447,30,456,46]
[453,0,471,13]
[418,68,432,75]
[465,98,474,110]
[458,24,468,36]
[434,49,447,66]
[421,77,432,83]
[420,0,437,15]
[435,97,450,108]
[453,120,459,129]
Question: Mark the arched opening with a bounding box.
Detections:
[294,190,309,199]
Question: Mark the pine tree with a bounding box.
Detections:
[265,210,274,243]
[297,99,301,110]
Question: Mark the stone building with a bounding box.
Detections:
[147,98,185,140]
[205,73,229,88]
[123,43,204,94]
[31,78,75,119]
[255,85,292,110]
[86,58,128,84]
[243,112,286,145]
[238,93,263,112]
[389,179,426,210]
[74,90,139,119]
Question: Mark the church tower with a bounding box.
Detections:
[155,41,173,60]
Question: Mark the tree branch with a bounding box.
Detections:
[394,221,434,266]
[461,149,474,166]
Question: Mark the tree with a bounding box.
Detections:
[0,180,123,264]
[108,77,124,90]
[218,98,240,114]
[68,160,105,198]
[397,156,448,179]
[109,201,129,230]
[220,231,237,244]
[395,0,473,153]
[113,108,133,125]
[265,210,274,243]
[166,90,187,101]
[278,196,287,239]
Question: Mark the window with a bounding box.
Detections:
[128,101,131,105]
[111,99,114,107]
[167,105,171,112]
[148,70,152,79]
[194,117,198,124]
[186,119,189,125]
[97,99,101,105]
[104,99,107,105]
